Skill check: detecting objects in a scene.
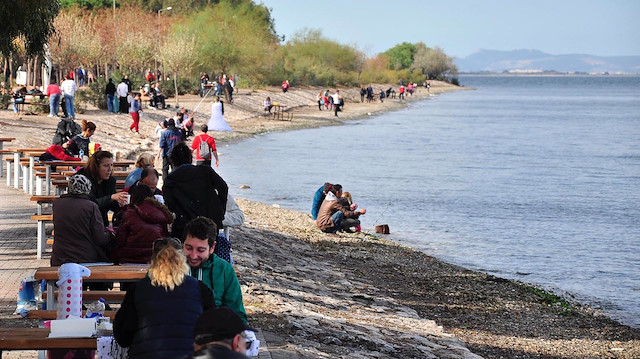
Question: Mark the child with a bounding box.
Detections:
[129,93,142,133]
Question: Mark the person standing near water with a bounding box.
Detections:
[207,97,233,132]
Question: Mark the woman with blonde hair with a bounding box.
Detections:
[114,237,214,359]
[125,153,155,188]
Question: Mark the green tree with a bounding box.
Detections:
[0,0,61,57]
[185,0,278,86]
[381,42,417,70]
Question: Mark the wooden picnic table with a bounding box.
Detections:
[41,160,134,195]
[271,104,292,121]
[34,264,149,310]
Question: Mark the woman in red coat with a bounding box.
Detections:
[112,184,173,264]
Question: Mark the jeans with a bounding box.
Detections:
[322,211,344,233]
[106,94,114,112]
[12,98,24,113]
[162,156,172,180]
[64,94,75,119]
[49,93,60,116]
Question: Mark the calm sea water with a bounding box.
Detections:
[215,76,640,327]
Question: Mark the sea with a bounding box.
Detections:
[214,75,640,328]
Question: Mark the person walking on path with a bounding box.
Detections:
[105,78,116,113]
[129,93,142,133]
[46,79,61,118]
[61,75,77,119]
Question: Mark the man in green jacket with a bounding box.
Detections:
[183,217,248,324]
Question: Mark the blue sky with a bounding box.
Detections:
[258,0,640,58]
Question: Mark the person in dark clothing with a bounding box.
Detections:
[76,150,129,226]
[162,143,228,240]
[156,118,183,180]
[183,307,253,359]
[224,80,234,104]
[114,237,214,359]
[105,78,116,113]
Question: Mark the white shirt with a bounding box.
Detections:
[116,82,128,97]
[60,79,77,97]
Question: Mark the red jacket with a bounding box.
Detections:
[111,198,173,264]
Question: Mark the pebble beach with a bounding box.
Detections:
[1,81,639,358]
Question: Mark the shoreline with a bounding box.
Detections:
[1,82,639,357]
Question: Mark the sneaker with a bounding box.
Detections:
[47,114,54,118]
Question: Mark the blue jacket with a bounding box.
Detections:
[311,186,325,220]
[159,126,182,157]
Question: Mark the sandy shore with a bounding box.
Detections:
[1,82,639,358]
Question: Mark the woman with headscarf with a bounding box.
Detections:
[51,174,113,266]
[114,237,214,359]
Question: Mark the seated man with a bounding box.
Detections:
[151,83,166,109]
[185,307,254,359]
[315,184,366,233]
[183,217,248,324]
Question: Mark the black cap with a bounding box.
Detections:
[193,307,251,345]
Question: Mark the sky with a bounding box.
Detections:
[258,0,640,59]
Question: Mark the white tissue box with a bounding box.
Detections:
[48,318,97,338]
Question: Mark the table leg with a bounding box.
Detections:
[45,165,51,195]
[36,176,43,195]
[46,280,56,310]
[6,160,10,186]
[37,220,45,260]
[29,157,35,194]
[22,163,28,193]
[0,141,4,177]
[13,153,19,189]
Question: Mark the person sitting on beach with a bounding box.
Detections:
[111,184,173,264]
[150,83,167,110]
[183,217,248,324]
[163,143,228,239]
[125,153,154,188]
[340,191,361,232]
[311,182,332,220]
[51,174,113,266]
[316,184,366,233]
[263,97,273,115]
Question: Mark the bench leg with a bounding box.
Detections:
[45,166,51,196]
[46,280,56,310]
[22,164,28,193]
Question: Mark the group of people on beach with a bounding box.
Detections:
[312,182,366,233]
[47,139,253,357]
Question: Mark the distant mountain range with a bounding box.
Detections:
[455,49,640,74]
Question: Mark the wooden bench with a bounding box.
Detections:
[271,104,293,121]
[0,328,97,354]
[26,310,117,320]
[31,214,53,260]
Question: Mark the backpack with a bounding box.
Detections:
[198,135,211,160]
[52,118,82,146]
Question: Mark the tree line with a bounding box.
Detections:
[1,0,459,95]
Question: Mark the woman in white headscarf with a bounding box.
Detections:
[207,96,233,132]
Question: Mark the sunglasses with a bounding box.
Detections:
[152,237,182,252]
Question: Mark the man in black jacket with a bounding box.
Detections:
[162,142,228,240]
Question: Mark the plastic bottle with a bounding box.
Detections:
[78,149,84,159]
[85,298,105,318]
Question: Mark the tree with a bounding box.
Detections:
[411,45,458,80]
[382,42,417,70]
[186,1,279,86]
[160,28,197,107]
[0,0,60,57]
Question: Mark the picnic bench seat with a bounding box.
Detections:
[42,290,126,303]
[26,310,117,320]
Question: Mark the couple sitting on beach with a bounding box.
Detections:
[312,183,365,233]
